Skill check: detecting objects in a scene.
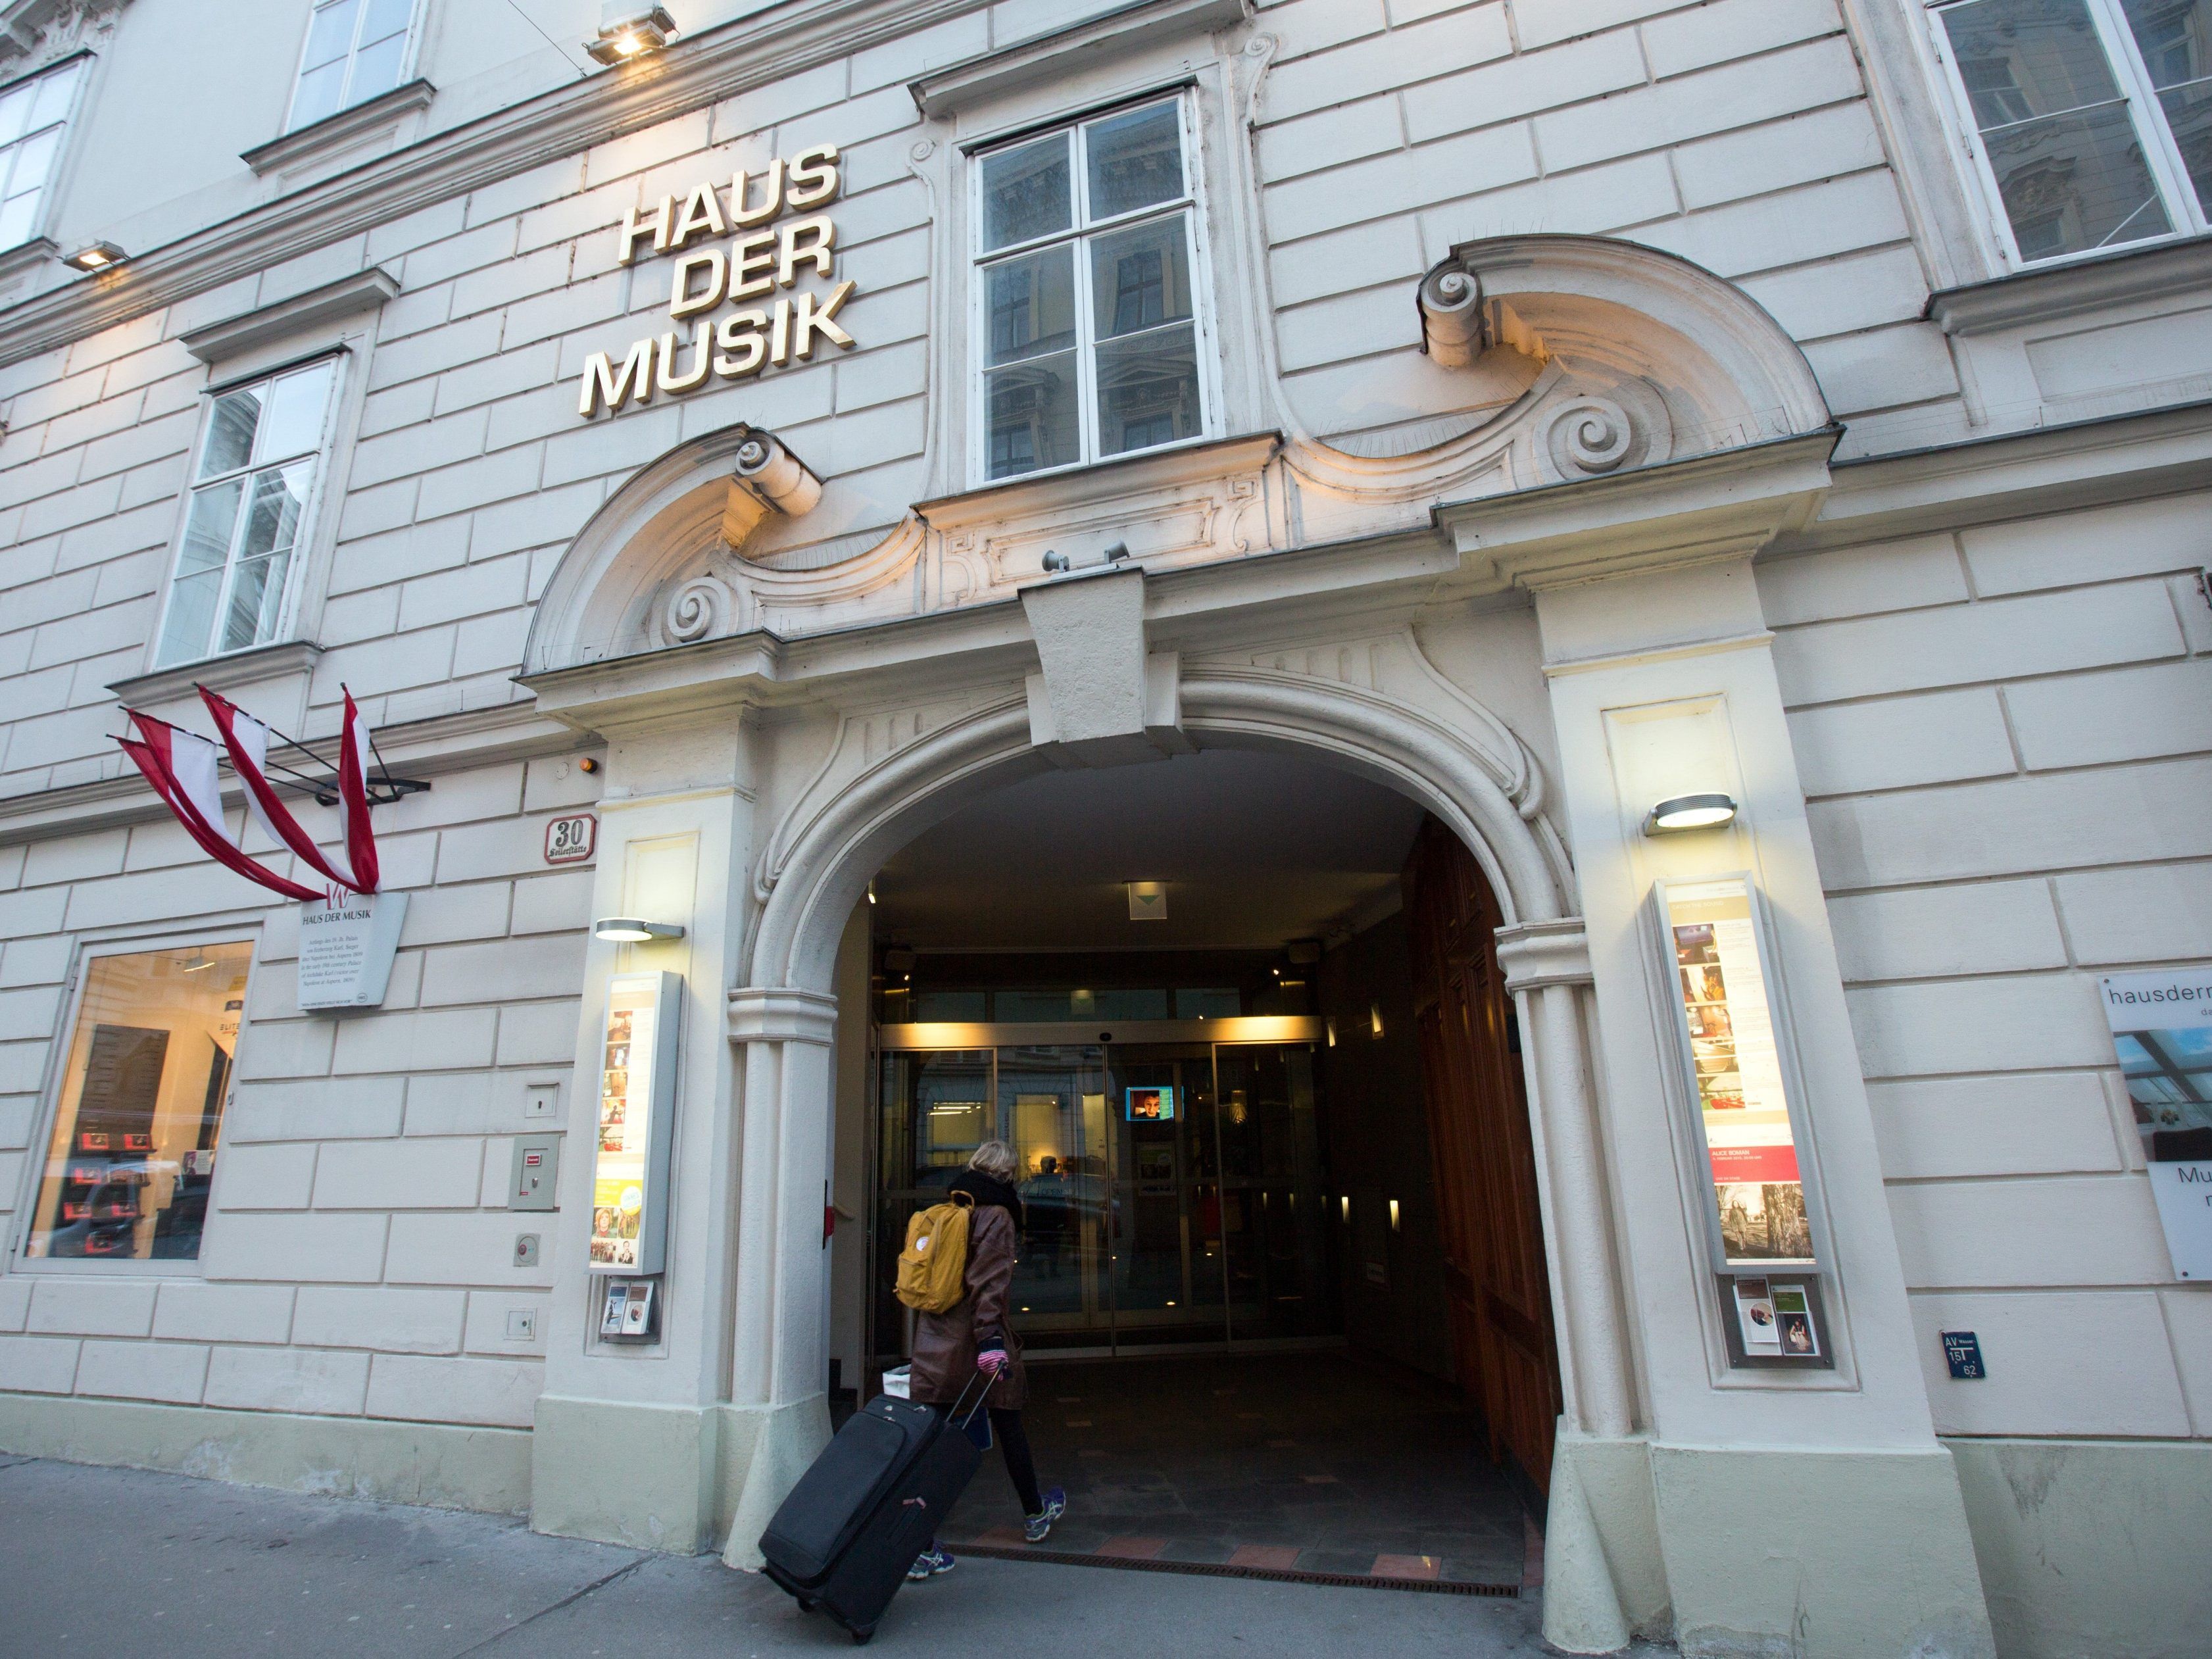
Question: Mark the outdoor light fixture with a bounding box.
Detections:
[586,5,676,63]
[62,240,126,272]
[593,917,686,942]
[1644,793,1740,835]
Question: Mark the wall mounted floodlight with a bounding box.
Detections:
[587,5,677,64]
[593,917,686,942]
[1644,793,1738,835]
[62,241,126,272]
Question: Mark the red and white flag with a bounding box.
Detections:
[335,687,380,895]
[198,687,377,895]
[117,712,324,903]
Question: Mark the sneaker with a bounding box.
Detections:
[906,1547,955,1581]
[1023,1488,1068,1544]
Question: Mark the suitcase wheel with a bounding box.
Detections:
[851,1628,874,1645]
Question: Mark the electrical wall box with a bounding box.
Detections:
[599,1277,659,1342]
[509,1135,560,1210]
[589,971,682,1276]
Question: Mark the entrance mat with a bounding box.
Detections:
[948,1539,1520,1597]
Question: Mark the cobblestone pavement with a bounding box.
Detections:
[0,1453,1673,1656]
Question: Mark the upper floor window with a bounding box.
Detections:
[1934,0,2212,263]
[155,359,339,668]
[972,97,1214,482]
[289,0,414,132]
[0,57,84,251]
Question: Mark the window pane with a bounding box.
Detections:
[1090,214,1194,339]
[980,132,1071,251]
[177,477,243,575]
[2123,0,2212,209]
[28,58,78,128]
[222,550,292,652]
[292,59,346,130]
[0,82,32,147]
[26,943,253,1262]
[2152,79,2212,209]
[303,0,359,69]
[255,364,332,464]
[201,386,262,478]
[1094,322,1201,457]
[157,569,222,666]
[983,244,1076,366]
[1981,104,2173,256]
[361,0,414,41]
[239,462,310,561]
[5,124,57,195]
[1085,102,1183,220]
[349,31,407,101]
[986,350,1081,478]
[0,191,34,249]
[1942,0,2125,126]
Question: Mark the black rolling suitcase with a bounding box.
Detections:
[759,1377,985,1644]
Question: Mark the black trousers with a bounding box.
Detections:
[930,1403,1041,1518]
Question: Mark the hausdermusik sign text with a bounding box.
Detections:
[579,144,856,418]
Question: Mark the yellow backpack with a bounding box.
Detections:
[895,1191,974,1314]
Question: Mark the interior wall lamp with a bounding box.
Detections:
[593,917,686,942]
[62,241,126,273]
[587,4,677,63]
[1644,793,1738,835]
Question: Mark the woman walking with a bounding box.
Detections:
[905,1140,1066,1580]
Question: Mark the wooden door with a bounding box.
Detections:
[1404,816,1561,1496]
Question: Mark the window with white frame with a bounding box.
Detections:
[972,97,1214,482]
[0,56,84,251]
[1934,0,2212,263]
[288,0,414,132]
[155,359,339,668]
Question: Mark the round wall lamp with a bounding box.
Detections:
[593,918,687,942]
[1644,793,1738,835]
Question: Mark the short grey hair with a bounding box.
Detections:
[968,1139,1019,1183]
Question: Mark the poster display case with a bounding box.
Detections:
[1654,876,1834,1369]
[589,971,681,1276]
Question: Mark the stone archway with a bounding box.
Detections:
[718,654,1633,1639]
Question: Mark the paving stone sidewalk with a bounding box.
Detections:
[0,1452,1673,1656]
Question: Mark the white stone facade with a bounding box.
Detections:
[0,0,2207,1654]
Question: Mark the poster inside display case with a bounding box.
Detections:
[590,971,681,1275]
[1656,876,1834,1368]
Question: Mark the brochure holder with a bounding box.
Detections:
[1654,875,1834,1370]
[589,971,681,1276]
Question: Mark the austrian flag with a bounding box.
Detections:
[116,689,384,903]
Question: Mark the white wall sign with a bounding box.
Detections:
[297,890,408,1011]
[545,812,597,865]
[2100,967,2212,1280]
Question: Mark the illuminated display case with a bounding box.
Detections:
[589,971,681,1277]
[1654,876,1834,1370]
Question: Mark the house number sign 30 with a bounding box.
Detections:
[545,813,597,865]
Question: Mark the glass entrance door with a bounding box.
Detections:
[874,1028,1332,1358]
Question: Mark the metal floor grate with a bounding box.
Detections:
[950,1541,1521,1597]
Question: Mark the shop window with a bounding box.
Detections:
[154,357,339,668]
[1932,0,2212,263]
[24,942,253,1264]
[287,0,414,132]
[0,56,85,251]
[971,96,1214,482]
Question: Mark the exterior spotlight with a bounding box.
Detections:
[587,5,676,64]
[62,241,126,272]
[1644,793,1739,835]
[593,917,685,942]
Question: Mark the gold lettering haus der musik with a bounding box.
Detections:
[579,144,856,418]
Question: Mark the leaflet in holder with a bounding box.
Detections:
[589,971,681,1275]
[1656,875,1833,1369]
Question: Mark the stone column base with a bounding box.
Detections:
[720,1394,833,1568]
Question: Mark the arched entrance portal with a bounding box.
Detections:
[722,660,1630,1600]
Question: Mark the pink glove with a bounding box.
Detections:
[977,1338,1007,1377]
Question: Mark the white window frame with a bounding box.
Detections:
[283,0,425,135]
[0,51,91,255]
[11,929,260,1279]
[151,353,345,672]
[1929,0,2212,269]
[966,91,1223,488]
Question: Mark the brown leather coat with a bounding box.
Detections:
[908,1202,1027,1412]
